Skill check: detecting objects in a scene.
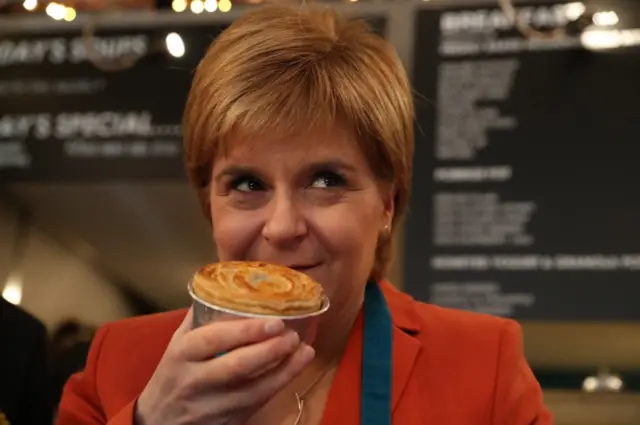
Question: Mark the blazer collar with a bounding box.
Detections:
[379,280,422,335]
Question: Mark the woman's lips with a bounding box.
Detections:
[289,264,319,272]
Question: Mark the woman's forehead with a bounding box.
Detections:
[212,127,369,174]
[219,124,359,160]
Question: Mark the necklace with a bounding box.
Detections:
[292,361,338,425]
[292,283,393,425]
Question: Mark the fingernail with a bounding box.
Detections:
[264,319,285,336]
[285,331,300,347]
[300,345,315,364]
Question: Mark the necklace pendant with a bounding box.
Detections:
[293,393,305,425]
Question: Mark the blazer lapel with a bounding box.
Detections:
[391,326,421,412]
[381,282,423,413]
[321,282,423,424]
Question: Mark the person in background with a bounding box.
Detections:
[0,297,53,425]
[56,4,553,425]
[50,320,95,408]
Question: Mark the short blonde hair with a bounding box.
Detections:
[183,3,414,280]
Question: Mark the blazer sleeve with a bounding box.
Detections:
[56,325,138,425]
[490,320,554,425]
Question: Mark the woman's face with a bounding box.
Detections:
[208,123,393,307]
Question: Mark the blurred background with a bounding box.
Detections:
[1,0,639,423]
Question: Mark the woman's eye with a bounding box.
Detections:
[310,172,346,189]
[231,177,264,192]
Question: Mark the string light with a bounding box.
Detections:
[165,32,186,58]
[45,2,66,19]
[171,0,186,12]
[218,0,230,12]
[592,11,619,27]
[38,1,77,21]
[189,0,203,13]
[203,0,216,12]
[64,5,75,21]
[22,0,37,11]
[170,0,229,13]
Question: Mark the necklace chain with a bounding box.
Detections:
[292,360,338,425]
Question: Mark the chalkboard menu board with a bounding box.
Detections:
[0,16,387,182]
[404,1,640,320]
[0,24,229,181]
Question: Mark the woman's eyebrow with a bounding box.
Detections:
[213,165,263,182]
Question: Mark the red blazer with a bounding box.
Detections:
[56,283,553,425]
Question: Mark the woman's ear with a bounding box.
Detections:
[381,185,396,229]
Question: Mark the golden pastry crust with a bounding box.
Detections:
[192,261,324,316]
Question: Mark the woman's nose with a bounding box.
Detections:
[261,193,308,248]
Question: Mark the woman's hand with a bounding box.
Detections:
[135,309,315,425]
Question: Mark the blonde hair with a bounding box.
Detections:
[183,3,415,280]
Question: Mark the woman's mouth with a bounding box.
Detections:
[289,264,319,273]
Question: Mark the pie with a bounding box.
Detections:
[191,261,325,316]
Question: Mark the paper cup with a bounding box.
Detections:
[187,279,330,345]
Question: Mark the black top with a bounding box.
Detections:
[0,298,53,425]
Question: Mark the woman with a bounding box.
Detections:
[56,4,553,425]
